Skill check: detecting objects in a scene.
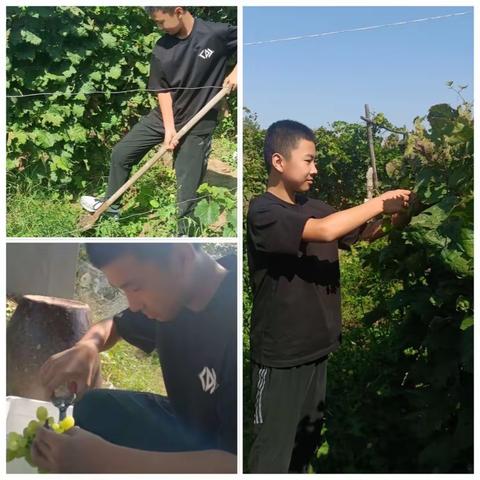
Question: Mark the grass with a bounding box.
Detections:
[100,342,166,395]
[6,164,177,238]
[7,137,237,238]
[7,187,82,237]
[211,136,237,169]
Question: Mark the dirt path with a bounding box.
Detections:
[161,152,236,189]
[204,156,237,190]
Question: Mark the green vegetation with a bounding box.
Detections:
[7,157,236,237]
[7,187,82,237]
[6,6,237,237]
[100,343,165,395]
[243,92,473,473]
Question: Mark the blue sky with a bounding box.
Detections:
[244,7,473,129]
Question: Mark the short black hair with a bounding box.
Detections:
[263,120,316,173]
[86,243,201,270]
[144,6,187,15]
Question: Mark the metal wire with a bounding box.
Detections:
[245,11,470,46]
[6,85,224,99]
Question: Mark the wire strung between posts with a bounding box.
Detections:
[244,11,470,46]
[8,12,470,99]
[6,11,470,100]
[6,85,224,99]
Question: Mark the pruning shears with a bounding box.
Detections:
[51,384,77,422]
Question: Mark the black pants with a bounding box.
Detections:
[248,357,328,473]
[73,389,215,452]
[106,108,212,233]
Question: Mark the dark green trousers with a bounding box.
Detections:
[106,108,212,234]
[248,356,328,473]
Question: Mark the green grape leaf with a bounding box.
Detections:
[459,228,473,258]
[107,65,122,79]
[460,315,473,331]
[66,51,82,65]
[441,248,472,278]
[20,29,42,45]
[34,130,59,148]
[67,124,87,143]
[42,110,64,127]
[100,32,117,48]
[11,130,28,145]
[427,103,457,142]
[50,154,71,172]
[135,61,149,75]
[71,104,85,117]
[89,71,102,82]
[194,199,220,225]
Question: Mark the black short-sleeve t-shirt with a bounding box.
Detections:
[113,255,237,454]
[148,18,237,135]
[247,192,366,368]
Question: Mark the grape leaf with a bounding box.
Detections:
[194,199,220,225]
[20,29,42,45]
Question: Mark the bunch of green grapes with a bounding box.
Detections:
[6,406,75,472]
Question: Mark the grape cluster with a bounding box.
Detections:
[6,406,75,472]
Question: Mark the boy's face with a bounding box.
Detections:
[150,9,183,35]
[272,138,318,192]
[101,248,194,322]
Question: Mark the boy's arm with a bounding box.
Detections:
[104,443,236,473]
[352,192,418,244]
[359,207,414,243]
[303,190,411,243]
[40,318,120,396]
[32,424,236,473]
[41,309,157,396]
[358,219,384,242]
[356,218,404,243]
[157,92,178,150]
[78,317,121,352]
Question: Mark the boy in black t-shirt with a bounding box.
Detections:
[247,120,413,473]
[80,7,237,234]
[33,244,237,473]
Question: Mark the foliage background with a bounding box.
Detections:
[7,6,237,237]
[243,95,473,473]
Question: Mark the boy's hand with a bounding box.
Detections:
[39,341,100,398]
[223,69,237,93]
[31,426,112,473]
[391,192,417,229]
[377,189,412,214]
[164,128,178,151]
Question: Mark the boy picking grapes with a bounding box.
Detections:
[246,120,413,473]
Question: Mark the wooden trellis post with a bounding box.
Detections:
[364,104,379,194]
